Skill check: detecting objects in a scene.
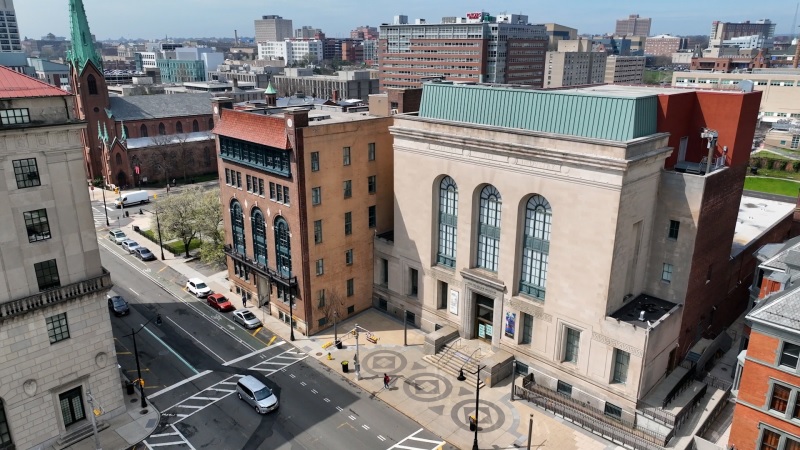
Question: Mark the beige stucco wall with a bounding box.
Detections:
[376,114,673,413]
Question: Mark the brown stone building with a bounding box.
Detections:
[212,97,398,336]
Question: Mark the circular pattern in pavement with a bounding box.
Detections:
[449,398,507,433]
[401,372,453,402]
[360,349,407,376]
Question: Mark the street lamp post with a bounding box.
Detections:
[289,289,295,341]
[457,364,486,450]
[153,195,165,260]
[99,145,110,227]
[125,313,162,409]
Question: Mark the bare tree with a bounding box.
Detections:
[320,289,347,335]
[148,135,177,183]
[173,133,196,183]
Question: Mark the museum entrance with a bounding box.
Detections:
[474,294,494,342]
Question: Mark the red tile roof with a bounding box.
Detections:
[213,109,290,149]
[0,65,70,99]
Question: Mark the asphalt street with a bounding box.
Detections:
[99,220,450,450]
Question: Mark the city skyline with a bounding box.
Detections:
[18,0,798,41]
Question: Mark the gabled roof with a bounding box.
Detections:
[749,283,800,332]
[108,94,212,121]
[0,65,70,99]
[213,110,290,150]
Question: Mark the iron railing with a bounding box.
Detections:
[0,269,111,320]
[663,362,697,408]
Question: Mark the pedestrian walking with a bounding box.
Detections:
[383,373,390,390]
[242,295,247,307]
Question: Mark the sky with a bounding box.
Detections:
[15,0,799,41]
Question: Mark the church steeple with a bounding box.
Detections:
[67,0,103,73]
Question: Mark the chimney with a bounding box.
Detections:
[639,310,646,321]
[285,108,309,129]
[332,89,339,103]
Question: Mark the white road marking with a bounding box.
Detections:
[387,428,446,450]
[130,289,139,296]
[289,374,296,378]
[300,382,307,386]
[349,415,356,421]
[222,345,277,366]
[362,424,370,430]
[167,317,225,362]
[323,398,330,403]
[141,324,199,374]
[336,406,343,412]
[149,431,180,437]
[311,389,317,394]
[149,370,212,399]
[377,435,386,441]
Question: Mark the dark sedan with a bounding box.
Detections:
[133,247,156,261]
[107,295,130,316]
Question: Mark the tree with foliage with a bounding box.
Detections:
[195,188,225,265]
[150,186,203,258]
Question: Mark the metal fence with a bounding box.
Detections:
[517,377,667,449]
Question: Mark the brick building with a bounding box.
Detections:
[212,94,419,337]
[644,35,688,56]
[68,0,217,187]
[730,246,800,449]
[379,13,547,89]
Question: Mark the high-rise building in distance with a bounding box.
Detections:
[254,15,293,43]
[0,0,21,52]
[615,14,651,37]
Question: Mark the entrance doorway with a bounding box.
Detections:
[475,294,494,342]
[59,386,85,427]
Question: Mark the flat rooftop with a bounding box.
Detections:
[610,294,677,328]
[732,195,795,256]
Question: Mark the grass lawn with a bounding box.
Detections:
[752,168,800,182]
[745,176,800,197]
[165,239,203,256]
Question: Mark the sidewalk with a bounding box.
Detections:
[107,214,616,450]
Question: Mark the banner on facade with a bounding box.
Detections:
[449,289,459,315]
[505,312,516,338]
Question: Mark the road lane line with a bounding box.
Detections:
[130,289,139,296]
[268,336,277,346]
[166,317,225,362]
[140,325,199,374]
[251,326,262,336]
[149,370,212,399]
[222,345,276,366]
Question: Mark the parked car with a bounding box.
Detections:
[107,295,130,316]
[108,229,127,244]
[233,309,262,329]
[186,278,212,298]
[207,293,234,312]
[133,247,156,261]
[121,239,140,253]
[236,375,278,414]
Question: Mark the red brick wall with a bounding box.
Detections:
[729,330,800,450]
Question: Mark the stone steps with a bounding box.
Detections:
[423,343,486,389]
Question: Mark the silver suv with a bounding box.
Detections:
[236,375,278,414]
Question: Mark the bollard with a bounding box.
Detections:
[327,352,332,360]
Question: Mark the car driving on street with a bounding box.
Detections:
[107,295,130,316]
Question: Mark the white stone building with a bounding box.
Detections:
[0,66,121,449]
[258,39,323,65]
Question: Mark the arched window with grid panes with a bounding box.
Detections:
[231,200,245,255]
[437,176,458,267]
[519,195,552,300]
[274,216,292,278]
[476,185,502,272]
[251,208,267,266]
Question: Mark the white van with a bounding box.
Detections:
[115,190,150,208]
[236,375,278,414]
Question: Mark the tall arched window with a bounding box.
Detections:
[122,125,129,138]
[158,122,166,135]
[87,74,98,95]
[140,124,148,137]
[208,118,214,130]
[115,153,122,165]
[176,121,183,133]
[476,185,502,272]
[519,195,552,300]
[274,216,292,278]
[231,200,245,255]
[192,119,199,132]
[437,176,458,267]
[252,208,268,266]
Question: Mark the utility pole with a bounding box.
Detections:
[355,323,360,380]
[86,388,102,450]
[527,414,533,450]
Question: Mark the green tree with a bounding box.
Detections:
[196,188,225,265]
[151,186,203,258]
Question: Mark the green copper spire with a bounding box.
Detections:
[264,81,277,95]
[67,0,103,72]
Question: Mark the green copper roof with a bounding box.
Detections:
[67,0,103,72]
[418,83,659,142]
[264,81,277,95]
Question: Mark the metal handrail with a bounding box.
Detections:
[460,347,482,372]
[437,337,461,366]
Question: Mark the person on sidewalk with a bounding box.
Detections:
[384,373,390,390]
[242,295,247,307]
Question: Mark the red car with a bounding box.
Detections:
[207,293,234,312]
